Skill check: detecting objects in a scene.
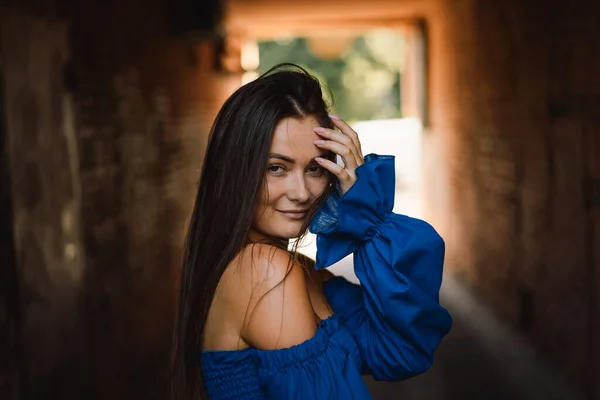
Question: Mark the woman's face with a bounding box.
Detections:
[252,116,330,240]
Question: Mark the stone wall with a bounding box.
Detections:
[424,0,600,396]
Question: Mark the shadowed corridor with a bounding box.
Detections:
[1,0,599,399]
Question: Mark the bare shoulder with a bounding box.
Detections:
[216,244,293,296]
[238,243,319,350]
[204,243,309,351]
[241,243,300,291]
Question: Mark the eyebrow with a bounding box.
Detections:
[269,153,295,163]
[268,153,328,164]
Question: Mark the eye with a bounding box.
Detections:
[307,164,326,177]
[267,164,286,176]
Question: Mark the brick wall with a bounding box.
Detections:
[1,0,239,398]
[69,2,238,397]
[424,0,600,396]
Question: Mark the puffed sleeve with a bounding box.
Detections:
[310,154,452,381]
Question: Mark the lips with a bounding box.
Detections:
[277,210,309,220]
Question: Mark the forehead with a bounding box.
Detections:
[270,116,321,158]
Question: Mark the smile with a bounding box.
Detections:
[277,210,309,220]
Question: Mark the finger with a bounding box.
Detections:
[314,139,359,171]
[313,127,353,148]
[329,115,363,163]
[314,157,353,185]
[313,127,361,166]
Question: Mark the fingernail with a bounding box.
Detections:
[328,114,340,120]
[313,127,325,133]
[314,140,325,145]
[315,157,325,163]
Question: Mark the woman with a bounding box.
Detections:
[171,64,452,400]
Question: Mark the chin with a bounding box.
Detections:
[277,229,303,240]
[273,223,306,240]
[254,216,309,241]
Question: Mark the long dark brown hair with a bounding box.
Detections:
[170,63,334,400]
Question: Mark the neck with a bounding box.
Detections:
[247,228,290,250]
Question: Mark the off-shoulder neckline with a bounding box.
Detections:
[200,313,339,359]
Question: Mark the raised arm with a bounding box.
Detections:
[311,154,452,381]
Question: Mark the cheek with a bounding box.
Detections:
[261,178,286,206]
[308,176,329,197]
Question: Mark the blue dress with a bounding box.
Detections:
[200,154,453,399]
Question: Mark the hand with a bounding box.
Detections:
[313,115,364,196]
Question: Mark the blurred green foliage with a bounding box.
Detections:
[258,30,406,121]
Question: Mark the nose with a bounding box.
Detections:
[288,171,310,203]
